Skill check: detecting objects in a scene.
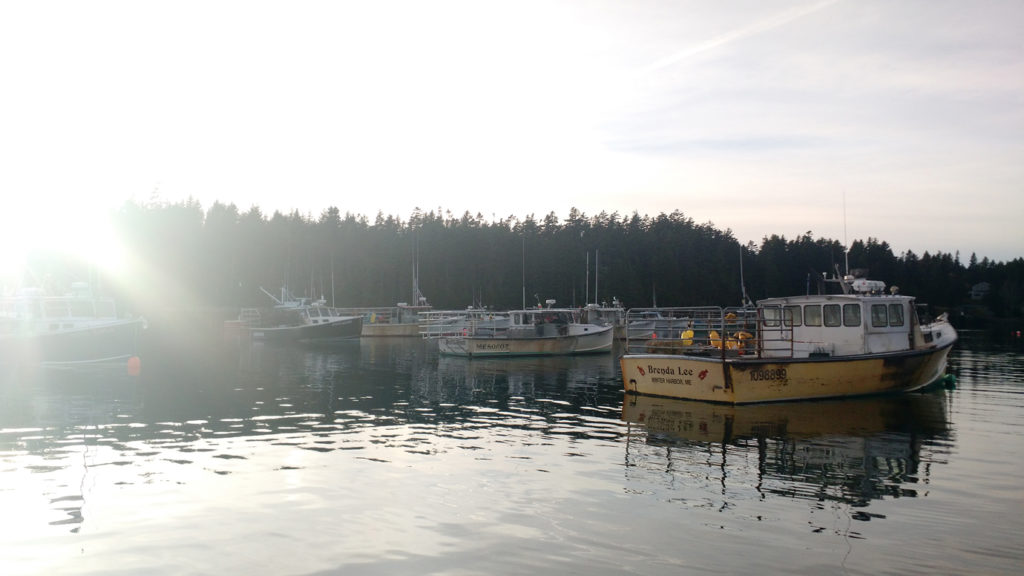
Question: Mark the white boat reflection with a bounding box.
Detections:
[434,353,618,398]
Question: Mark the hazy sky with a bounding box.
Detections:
[2,0,1022,266]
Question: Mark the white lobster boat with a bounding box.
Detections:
[620,276,957,404]
[435,301,613,357]
[1,282,145,365]
[227,286,362,343]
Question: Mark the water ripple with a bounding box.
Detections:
[1,338,1021,575]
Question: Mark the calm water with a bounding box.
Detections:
[2,329,1022,575]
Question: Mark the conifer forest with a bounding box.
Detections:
[23,200,1024,330]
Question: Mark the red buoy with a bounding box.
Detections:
[127,356,141,376]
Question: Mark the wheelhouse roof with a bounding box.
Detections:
[758,293,915,307]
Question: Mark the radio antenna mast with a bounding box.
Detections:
[843,190,850,277]
[739,246,752,307]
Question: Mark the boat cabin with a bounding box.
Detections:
[1,285,121,333]
[581,301,626,327]
[507,309,577,337]
[623,276,957,360]
[758,292,920,358]
[511,309,575,326]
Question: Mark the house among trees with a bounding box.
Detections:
[970,282,991,301]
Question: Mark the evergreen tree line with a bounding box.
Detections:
[85,200,1023,323]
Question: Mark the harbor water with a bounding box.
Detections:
[1,329,1022,575]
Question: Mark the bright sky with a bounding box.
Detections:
[2,0,1022,275]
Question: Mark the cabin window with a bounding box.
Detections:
[784,305,802,327]
[823,304,841,327]
[762,306,781,327]
[844,303,861,327]
[889,303,905,327]
[804,305,822,326]
[871,304,888,327]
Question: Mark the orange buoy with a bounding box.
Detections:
[127,356,141,376]
[709,330,723,349]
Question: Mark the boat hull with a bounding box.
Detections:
[620,343,954,404]
[0,318,145,365]
[438,325,614,357]
[251,316,363,343]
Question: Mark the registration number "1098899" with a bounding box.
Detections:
[749,368,787,382]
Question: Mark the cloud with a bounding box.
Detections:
[639,0,841,74]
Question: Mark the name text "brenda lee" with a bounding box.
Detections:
[646,365,694,376]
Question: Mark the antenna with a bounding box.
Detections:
[843,190,849,276]
[411,231,426,305]
[521,235,526,310]
[585,252,589,305]
[739,246,751,307]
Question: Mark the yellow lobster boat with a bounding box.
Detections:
[619,275,957,404]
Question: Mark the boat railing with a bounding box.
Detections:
[419,310,509,339]
[756,305,798,357]
[5,293,122,322]
[623,306,762,357]
[238,308,262,326]
[624,305,852,359]
[419,310,467,338]
[331,307,403,325]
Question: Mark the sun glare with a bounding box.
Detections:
[0,208,127,293]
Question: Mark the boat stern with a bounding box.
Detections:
[620,354,734,402]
